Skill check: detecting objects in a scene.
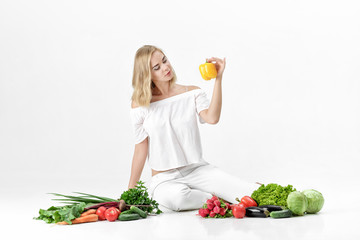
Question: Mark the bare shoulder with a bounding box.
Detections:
[131,100,139,109]
[186,85,201,91]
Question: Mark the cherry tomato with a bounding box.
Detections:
[240,196,257,208]
[105,207,120,222]
[232,203,246,218]
[96,206,107,221]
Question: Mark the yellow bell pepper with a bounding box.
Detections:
[199,61,217,80]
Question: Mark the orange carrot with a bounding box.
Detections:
[80,209,97,217]
[57,214,99,225]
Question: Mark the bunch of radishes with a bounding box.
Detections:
[198,195,258,219]
[198,196,233,218]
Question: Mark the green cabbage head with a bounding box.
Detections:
[287,191,308,216]
[302,189,324,214]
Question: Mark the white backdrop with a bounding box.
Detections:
[1,0,359,209]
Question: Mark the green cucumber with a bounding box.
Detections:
[120,209,134,215]
[130,206,147,218]
[118,213,141,221]
[270,209,292,218]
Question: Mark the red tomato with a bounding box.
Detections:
[232,203,245,218]
[96,206,107,221]
[105,207,120,222]
[240,196,257,208]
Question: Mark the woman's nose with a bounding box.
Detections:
[163,65,170,72]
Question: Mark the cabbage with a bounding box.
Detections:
[287,191,308,216]
[302,189,324,214]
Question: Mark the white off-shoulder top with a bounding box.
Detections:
[130,88,210,171]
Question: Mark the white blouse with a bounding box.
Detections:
[130,88,210,171]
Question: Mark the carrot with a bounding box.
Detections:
[57,214,99,225]
[80,209,97,217]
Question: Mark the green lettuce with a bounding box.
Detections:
[251,183,296,207]
[34,202,86,224]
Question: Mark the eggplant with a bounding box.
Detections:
[245,207,270,217]
[258,205,285,212]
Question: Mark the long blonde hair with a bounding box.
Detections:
[131,45,177,107]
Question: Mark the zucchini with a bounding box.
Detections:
[245,207,270,217]
[130,206,147,218]
[258,205,285,212]
[118,213,141,221]
[270,209,292,218]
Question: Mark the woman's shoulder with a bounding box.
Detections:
[131,100,139,109]
[186,85,201,91]
[175,84,201,92]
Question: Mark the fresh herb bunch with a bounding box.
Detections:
[251,183,296,207]
[34,202,86,224]
[119,181,162,214]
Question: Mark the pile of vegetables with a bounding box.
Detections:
[35,180,325,224]
[34,181,162,225]
[198,195,257,219]
[197,183,325,220]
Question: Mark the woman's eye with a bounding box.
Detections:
[153,59,167,71]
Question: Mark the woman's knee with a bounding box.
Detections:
[153,184,192,211]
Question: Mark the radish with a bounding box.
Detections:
[225,203,231,210]
[206,199,213,205]
[198,208,207,218]
[214,200,221,207]
[211,196,218,202]
[207,202,215,210]
[219,208,226,216]
[213,206,220,214]
[203,208,210,216]
[199,208,210,218]
[209,211,216,218]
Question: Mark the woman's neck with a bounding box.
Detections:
[152,82,175,96]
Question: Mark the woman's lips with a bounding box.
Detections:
[165,70,171,76]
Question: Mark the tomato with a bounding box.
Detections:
[105,207,120,222]
[232,203,245,218]
[96,206,107,221]
[240,196,257,208]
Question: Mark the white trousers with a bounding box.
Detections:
[148,162,258,212]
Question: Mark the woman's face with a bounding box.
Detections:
[150,50,173,83]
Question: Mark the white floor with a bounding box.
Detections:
[2,177,359,240]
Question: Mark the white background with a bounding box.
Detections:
[0,0,359,239]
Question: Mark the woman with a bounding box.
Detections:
[129,45,256,211]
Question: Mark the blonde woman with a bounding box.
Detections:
[129,45,256,211]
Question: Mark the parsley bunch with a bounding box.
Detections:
[119,181,162,214]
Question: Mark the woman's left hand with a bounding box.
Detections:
[206,57,226,78]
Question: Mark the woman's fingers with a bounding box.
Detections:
[207,57,225,63]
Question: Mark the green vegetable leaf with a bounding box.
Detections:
[34,202,86,224]
[119,181,162,214]
[251,183,296,207]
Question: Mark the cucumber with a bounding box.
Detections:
[118,213,141,221]
[120,209,134,215]
[270,209,292,218]
[130,206,148,218]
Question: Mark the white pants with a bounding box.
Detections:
[148,162,258,212]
